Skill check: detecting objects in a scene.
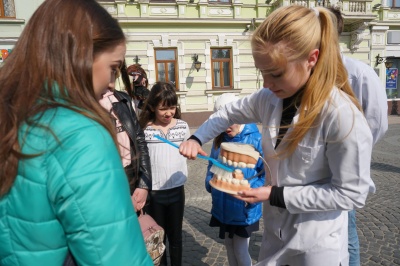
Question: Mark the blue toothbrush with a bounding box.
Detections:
[154,134,233,174]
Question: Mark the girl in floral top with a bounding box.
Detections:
[139,82,190,266]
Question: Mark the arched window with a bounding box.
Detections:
[0,0,16,18]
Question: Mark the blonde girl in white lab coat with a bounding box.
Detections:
[178,5,375,266]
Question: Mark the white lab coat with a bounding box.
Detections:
[343,55,388,144]
[194,88,375,266]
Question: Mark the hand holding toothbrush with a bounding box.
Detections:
[179,139,207,160]
[155,135,233,173]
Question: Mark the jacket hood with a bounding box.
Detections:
[223,123,259,142]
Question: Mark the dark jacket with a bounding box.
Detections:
[205,124,264,226]
[113,90,152,193]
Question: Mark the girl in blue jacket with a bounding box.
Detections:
[206,93,265,266]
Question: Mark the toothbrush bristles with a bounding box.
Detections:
[210,164,233,179]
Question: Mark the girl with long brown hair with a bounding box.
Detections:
[0,0,152,265]
[139,82,190,266]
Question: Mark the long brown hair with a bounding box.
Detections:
[252,5,360,157]
[0,0,126,195]
[120,60,133,96]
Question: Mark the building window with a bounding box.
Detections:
[211,48,232,89]
[155,48,179,90]
[0,0,16,18]
[387,0,400,8]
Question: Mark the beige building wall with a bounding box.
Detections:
[102,0,400,124]
[0,0,44,63]
[1,1,399,123]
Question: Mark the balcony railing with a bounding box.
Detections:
[103,0,375,20]
[287,0,372,14]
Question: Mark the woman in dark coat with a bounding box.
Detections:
[99,62,152,211]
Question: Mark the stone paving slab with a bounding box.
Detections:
[181,115,400,266]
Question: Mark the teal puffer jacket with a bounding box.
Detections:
[0,107,152,266]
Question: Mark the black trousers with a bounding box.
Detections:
[145,185,185,266]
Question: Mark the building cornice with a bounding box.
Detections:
[116,17,262,25]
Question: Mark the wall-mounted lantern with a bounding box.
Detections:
[376,54,394,68]
[193,54,202,72]
[133,55,141,66]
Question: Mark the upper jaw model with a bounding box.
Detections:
[219,143,259,168]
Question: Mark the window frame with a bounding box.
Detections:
[0,0,16,19]
[387,0,400,8]
[211,48,233,90]
[0,1,3,18]
[154,48,179,90]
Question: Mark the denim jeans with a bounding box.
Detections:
[348,210,360,266]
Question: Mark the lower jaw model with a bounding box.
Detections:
[210,142,260,193]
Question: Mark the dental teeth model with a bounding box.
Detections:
[210,169,251,193]
[209,142,260,194]
[219,142,259,168]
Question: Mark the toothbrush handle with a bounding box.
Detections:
[155,135,209,160]
[154,135,179,148]
[154,135,232,172]
[197,154,215,162]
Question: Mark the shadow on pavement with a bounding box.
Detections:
[184,205,220,242]
[183,205,262,265]
[182,228,209,266]
[371,162,400,173]
[183,205,223,265]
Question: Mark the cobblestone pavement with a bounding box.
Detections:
[180,115,400,266]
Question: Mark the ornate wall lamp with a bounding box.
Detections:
[375,54,394,68]
[193,54,202,72]
[244,18,256,32]
[133,55,141,66]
